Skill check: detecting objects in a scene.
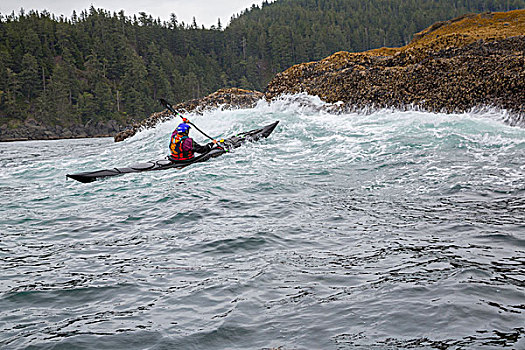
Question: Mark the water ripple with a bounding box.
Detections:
[1,97,524,348]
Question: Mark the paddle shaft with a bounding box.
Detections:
[159,99,216,142]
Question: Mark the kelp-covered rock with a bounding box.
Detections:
[114,88,263,142]
[265,10,525,124]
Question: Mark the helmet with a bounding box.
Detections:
[176,123,190,134]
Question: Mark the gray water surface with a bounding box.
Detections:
[1,96,524,349]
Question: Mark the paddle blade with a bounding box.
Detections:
[159,98,175,113]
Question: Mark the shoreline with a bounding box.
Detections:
[0,134,114,143]
[2,10,524,143]
[3,101,523,143]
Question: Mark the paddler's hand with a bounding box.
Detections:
[212,139,218,144]
[182,117,189,123]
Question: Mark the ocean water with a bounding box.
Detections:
[1,95,524,349]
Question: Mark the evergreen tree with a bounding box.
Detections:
[121,49,149,116]
[19,53,39,100]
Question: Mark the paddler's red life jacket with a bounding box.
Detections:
[169,132,194,160]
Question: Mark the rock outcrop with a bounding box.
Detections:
[265,10,525,124]
[114,88,264,142]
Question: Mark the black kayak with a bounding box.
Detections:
[67,121,279,183]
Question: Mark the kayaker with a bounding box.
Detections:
[169,121,217,161]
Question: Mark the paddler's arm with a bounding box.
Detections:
[193,139,217,154]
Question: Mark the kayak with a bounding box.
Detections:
[66,121,279,183]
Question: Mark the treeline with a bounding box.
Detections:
[1,0,524,129]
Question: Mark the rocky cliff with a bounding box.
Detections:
[265,10,525,124]
[115,11,525,143]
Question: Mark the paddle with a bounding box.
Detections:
[159,98,217,143]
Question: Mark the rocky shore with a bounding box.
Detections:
[114,88,264,142]
[0,118,124,142]
[266,10,525,125]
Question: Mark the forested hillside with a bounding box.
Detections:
[1,0,524,132]
[226,0,525,75]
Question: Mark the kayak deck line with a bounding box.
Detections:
[66,121,279,183]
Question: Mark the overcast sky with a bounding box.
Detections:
[0,0,270,27]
